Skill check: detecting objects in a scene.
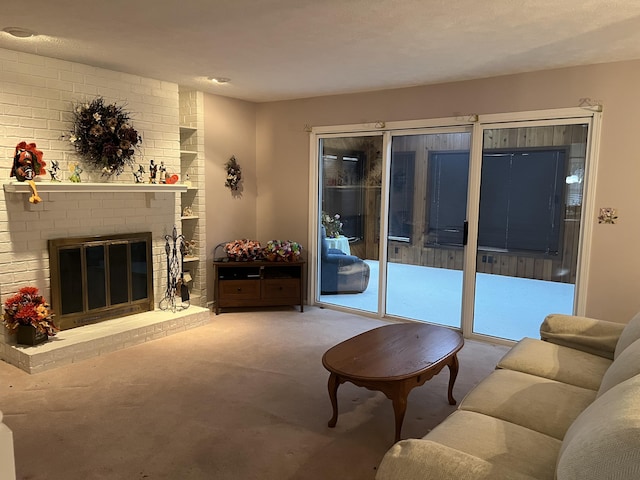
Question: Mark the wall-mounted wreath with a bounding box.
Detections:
[224,155,242,191]
[68,97,142,177]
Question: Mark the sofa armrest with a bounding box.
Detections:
[0,411,16,480]
[540,314,625,360]
[376,440,538,480]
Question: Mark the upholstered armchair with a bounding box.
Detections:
[320,226,370,294]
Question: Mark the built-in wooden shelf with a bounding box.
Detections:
[3,181,188,194]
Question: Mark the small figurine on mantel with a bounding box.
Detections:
[158,161,167,184]
[69,162,83,183]
[149,159,158,184]
[133,164,145,183]
[48,160,61,182]
[11,141,46,204]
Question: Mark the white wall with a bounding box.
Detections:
[0,48,183,342]
[204,93,257,303]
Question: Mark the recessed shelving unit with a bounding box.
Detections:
[178,89,206,307]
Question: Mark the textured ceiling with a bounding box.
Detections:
[2,0,640,102]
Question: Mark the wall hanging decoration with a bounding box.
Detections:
[11,141,46,204]
[598,207,618,224]
[224,155,242,191]
[68,97,142,177]
[3,286,58,345]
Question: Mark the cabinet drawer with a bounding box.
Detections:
[262,279,300,299]
[219,280,260,298]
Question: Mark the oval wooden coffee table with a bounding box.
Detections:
[322,322,464,443]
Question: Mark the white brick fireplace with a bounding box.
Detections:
[0,48,209,373]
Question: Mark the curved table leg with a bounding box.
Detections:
[391,393,408,443]
[327,373,340,428]
[447,354,459,405]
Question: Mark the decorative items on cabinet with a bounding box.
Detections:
[213,261,304,314]
[262,240,303,262]
[224,239,262,261]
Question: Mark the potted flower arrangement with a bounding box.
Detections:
[68,97,142,177]
[322,211,343,238]
[3,286,58,345]
[263,240,303,262]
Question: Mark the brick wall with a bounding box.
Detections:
[0,47,184,338]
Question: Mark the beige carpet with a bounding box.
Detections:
[0,306,509,480]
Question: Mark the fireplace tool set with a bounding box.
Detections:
[159,225,190,312]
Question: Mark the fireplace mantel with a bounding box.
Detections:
[3,181,188,194]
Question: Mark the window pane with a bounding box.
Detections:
[109,243,129,305]
[86,245,106,310]
[59,248,83,315]
[318,135,382,314]
[131,241,148,301]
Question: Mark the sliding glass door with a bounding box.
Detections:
[313,111,596,342]
[386,129,472,328]
[472,123,588,340]
[317,135,382,314]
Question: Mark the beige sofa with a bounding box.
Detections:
[376,312,640,480]
[0,410,16,480]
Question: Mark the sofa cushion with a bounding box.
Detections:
[425,410,561,480]
[540,313,624,359]
[557,374,640,480]
[459,369,596,440]
[614,311,640,358]
[598,337,640,397]
[497,337,612,390]
[375,439,540,480]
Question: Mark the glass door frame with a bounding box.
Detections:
[462,112,601,342]
[308,108,602,342]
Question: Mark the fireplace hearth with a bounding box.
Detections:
[49,232,154,330]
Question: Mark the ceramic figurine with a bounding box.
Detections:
[149,159,158,183]
[69,162,83,183]
[11,141,46,204]
[159,161,167,183]
[48,160,61,182]
[133,164,145,183]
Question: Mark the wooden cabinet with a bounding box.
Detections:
[213,261,304,314]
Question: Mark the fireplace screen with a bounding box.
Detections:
[49,232,154,330]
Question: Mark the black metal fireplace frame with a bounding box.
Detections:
[48,232,154,330]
